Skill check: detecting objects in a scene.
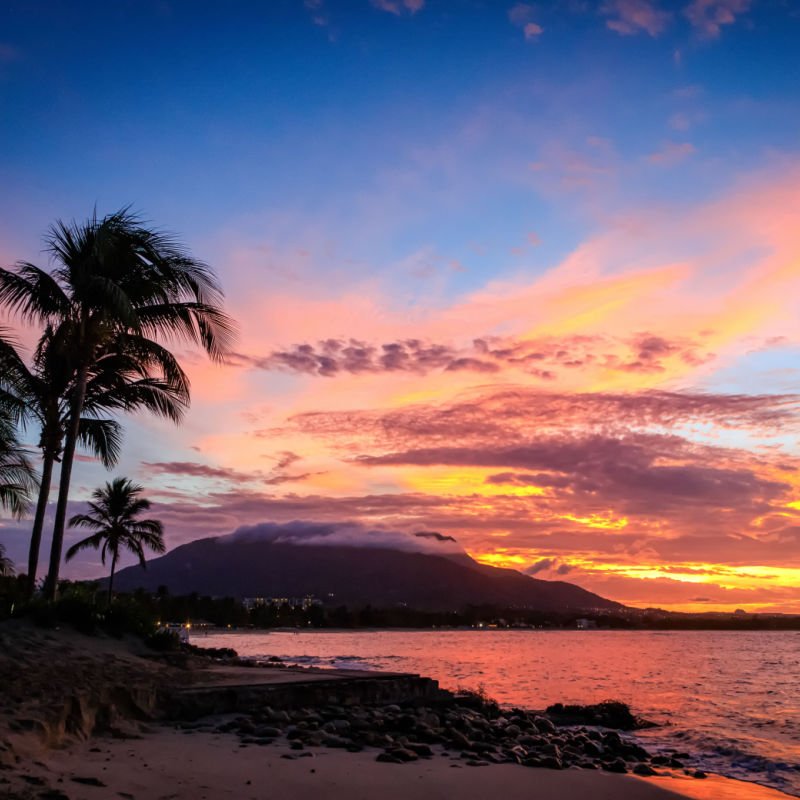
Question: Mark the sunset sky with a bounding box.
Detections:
[2,0,800,612]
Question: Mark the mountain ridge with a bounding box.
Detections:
[110,531,622,612]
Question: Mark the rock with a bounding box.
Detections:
[539,743,561,759]
[545,701,647,730]
[603,731,622,749]
[376,753,402,764]
[322,734,351,748]
[254,726,282,738]
[71,776,106,787]
[449,729,472,749]
[692,770,708,779]
[603,758,628,774]
[583,740,604,758]
[387,748,419,762]
[465,760,489,767]
[533,716,555,734]
[633,763,657,777]
[406,743,433,757]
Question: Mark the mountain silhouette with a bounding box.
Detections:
[110,529,621,612]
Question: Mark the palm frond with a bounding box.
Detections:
[65,530,107,561]
[77,417,123,469]
[0,264,72,324]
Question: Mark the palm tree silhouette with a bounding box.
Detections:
[0,543,14,577]
[0,322,189,595]
[66,478,165,606]
[0,208,235,599]
[0,341,37,519]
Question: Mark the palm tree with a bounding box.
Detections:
[0,543,14,577]
[0,391,37,520]
[65,478,165,606]
[0,209,235,599]
[0,323,189,595]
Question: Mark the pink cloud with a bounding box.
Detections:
[370,0,424,15]
[524,22,544,39]
[508,3,544,39]
[684,0,751,38]
[601,0,671,36]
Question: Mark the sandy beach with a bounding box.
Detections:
[5,727,791,800]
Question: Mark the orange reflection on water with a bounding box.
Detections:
[645,775,791,800]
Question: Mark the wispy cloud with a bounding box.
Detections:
[601,0,671,36]
[371,0,425,15]
[684,0,751,38]
[647,140,697,164]
[508,3,544,39]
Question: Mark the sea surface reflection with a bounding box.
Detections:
[200,629,800,797]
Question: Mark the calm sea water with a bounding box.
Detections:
[198,630,800,797]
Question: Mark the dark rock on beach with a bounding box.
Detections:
[545,700,654,730]
[207,692,666,778]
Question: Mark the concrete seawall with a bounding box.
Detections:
[167,668,447,720]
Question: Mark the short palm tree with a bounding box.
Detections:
[65,478,165,606]
[0,208,235,599]
[0,323,189,595]
[0,543,14,577]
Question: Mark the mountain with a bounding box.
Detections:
[110,531,621,612]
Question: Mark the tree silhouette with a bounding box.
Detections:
[66,478,165,606]
[0,209,234,599]
[0,322,189,595]
[0,543,13,577]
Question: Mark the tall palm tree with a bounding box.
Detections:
[0,323,189,595]
[65,478,164,606]
[0,209,235,599]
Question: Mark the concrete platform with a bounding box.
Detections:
[167,665,446,719]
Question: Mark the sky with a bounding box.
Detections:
[1,0,800,613]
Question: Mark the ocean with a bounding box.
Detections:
[198,629,800,797]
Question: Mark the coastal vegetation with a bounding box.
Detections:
[0,544,13,577]
[0,208,234,600]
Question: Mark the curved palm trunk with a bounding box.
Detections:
[26,451,55,597]
[45,366,89,601]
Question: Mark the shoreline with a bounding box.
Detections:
[7,727,793,800]
[1,623,795,800]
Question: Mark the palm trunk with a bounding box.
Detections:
[44,366,89,601]
[107,556,117,608]
[26,451,55,597]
